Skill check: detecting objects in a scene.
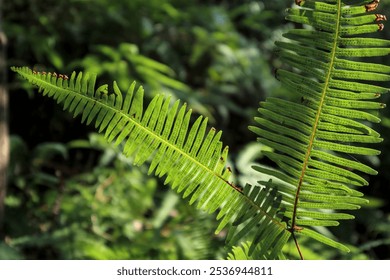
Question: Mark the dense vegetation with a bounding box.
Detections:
[2,0,390,260]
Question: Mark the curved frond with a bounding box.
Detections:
[249,0,389,254]
[11,66,291,258]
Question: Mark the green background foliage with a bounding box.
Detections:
[2,0,390,259]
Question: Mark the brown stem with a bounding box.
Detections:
[292,232,304,260]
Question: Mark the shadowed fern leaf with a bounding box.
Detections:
[249,0,389,256]
[11,66,290,259]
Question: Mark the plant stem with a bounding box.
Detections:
[292,233,304,260]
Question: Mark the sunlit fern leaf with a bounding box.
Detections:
[249,0,389,254]
[227,241,287,260]
[11,66,290,259]
[227,242,254,260]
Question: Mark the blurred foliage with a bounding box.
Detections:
[4,134,224,259]
[2,0,390,259]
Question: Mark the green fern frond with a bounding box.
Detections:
[249,0,389,254]
[11,66,290,259]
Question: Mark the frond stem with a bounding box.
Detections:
[290,0,342,256]
[292,232,304,260]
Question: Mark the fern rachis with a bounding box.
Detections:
[11,0,390,259]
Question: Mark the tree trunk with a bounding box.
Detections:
[0,0,9,236]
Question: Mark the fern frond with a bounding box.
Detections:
[249,0,389,254]
[11,66,291,259]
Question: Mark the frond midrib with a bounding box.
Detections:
[46,77,220,181]
[291,0,342,230]
[34,72,287,231]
